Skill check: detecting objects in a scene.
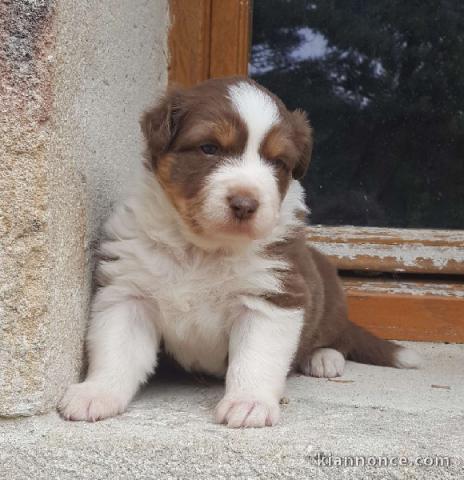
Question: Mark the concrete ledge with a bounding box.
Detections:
[1,342,463,479]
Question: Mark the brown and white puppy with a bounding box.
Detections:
[59,77,421,427]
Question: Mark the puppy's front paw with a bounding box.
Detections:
[59,382,127,422]
[214,394,280,428]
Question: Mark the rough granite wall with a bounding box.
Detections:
[0,0,169,416]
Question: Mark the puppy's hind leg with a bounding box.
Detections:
[59,289,160,421]
[298,348,346,378]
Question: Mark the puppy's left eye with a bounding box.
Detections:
[200,144,218,155]
[273,158,289,171]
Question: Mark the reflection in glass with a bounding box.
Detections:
[250,0,464,229]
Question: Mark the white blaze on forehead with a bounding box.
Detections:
[197,82,283,242]
[228,82,280,153]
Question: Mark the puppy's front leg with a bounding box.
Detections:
[215,304,303,428]
[59,289,159,421]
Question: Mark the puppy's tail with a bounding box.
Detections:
[341,322,422,369]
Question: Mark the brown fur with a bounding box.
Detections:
[140,80,249,233]
[141,76,401,370]
[251,80,313,179]
[140,77,311,237]
[259,125,296,197]
[266,225,402,371]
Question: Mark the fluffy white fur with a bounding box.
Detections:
[393,347,423,369]
[60,83,308,427]
[305,348,346,378]
[60,174,306,425]
[202,155,280,240]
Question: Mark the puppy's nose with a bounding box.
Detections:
[228,195,259,220]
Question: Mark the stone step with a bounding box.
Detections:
[1,342,463,479]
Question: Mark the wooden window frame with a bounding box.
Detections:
[168,0,464,342]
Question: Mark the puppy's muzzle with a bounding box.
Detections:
[227,194,259,221]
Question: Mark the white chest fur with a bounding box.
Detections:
[98,176,305,376]
[100,226,284,376]
[149,248,246,376]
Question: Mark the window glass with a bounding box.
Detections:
[250,0,464,228]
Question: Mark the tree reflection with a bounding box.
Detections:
[251,0,464,229]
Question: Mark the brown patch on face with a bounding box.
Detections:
[257,93,313,197]
[213,118,247,153]
[259,124,299,198]
[140,76,311,238]
[155,153,207,234]
[141,78,250,235]
[250,79,313,180]
[173,115,247,157]
[166,118,247,233]
[261,126,300,162]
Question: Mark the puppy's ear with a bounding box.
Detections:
[290,109,313,180]
[140,87,184,169]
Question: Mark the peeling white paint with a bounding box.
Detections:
[311,242,464,270]
[344,280,464,298]
[307,226,464,274]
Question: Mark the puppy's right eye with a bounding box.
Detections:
[200,144,218,155]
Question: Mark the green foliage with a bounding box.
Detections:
[251,0,464,228]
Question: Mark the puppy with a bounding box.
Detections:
[59,77,421,427]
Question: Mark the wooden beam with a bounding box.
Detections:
[308,225,464,275]
[344,278,464,342]
[168,0,212,86]
[209,0,251,78]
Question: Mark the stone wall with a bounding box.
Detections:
[0,0,169,416]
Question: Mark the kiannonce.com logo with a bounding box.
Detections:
[312,452,451,468]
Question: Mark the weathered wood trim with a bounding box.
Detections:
[169,0,250,87]
[343,277,464,298]
[344,277,464,342]
[307,225,464,275]
[168,0,212,87]
[209,0,251,78]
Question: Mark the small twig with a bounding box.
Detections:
[431,384,451,390]
[327,378,355,384]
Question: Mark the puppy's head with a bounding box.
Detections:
[141,77,312,248]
